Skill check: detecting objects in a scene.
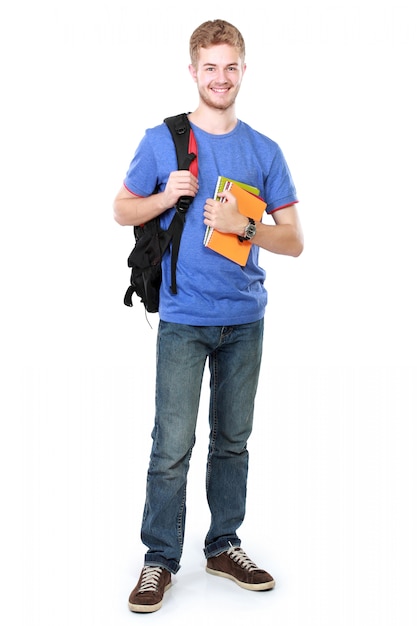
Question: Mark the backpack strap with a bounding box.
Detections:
[164,113,197,171]
[163,113,197,294]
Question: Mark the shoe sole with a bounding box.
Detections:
[206,566,275,591]
[128,582,172,613]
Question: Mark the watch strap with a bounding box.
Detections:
[238,217,256,242]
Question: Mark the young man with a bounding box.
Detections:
[114,19,303,613]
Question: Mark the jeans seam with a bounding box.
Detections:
[176,448,191,550]
[206,351,218,495]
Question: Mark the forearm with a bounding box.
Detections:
[114,171,199,226]
[253,221,304,257]
[113,192,169,227]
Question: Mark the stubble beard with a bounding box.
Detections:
[199,84,240,112]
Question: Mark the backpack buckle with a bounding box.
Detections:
[176,196,192,214]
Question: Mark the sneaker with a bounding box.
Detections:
[128,565,172,613]
[206,546,275,591]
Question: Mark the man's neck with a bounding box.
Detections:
[188,106,238,135]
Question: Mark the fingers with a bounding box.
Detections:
[168,170,199,196]
[163,171,199,208]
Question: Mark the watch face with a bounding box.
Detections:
[245,223,256,239]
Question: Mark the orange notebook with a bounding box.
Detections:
[204,178,267,266]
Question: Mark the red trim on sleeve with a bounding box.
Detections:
[270,200,299,214]
[123,182,143,197]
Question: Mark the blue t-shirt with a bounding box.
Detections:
[124,119,298,325]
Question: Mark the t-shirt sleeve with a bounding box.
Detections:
[123,132,159,198]
[264,145,298,213]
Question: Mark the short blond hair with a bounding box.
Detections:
[189,19,245,67]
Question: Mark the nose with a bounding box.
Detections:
[216,69,228,83]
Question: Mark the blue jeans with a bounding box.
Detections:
[141,319,264,574]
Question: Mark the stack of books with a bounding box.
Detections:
[204,176,267,266]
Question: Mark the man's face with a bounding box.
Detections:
[189,44,246,111]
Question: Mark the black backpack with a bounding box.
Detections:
[123,113,197,312]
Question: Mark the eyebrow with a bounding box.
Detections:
[202,62,239,68]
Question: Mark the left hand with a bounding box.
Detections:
[203,190,247,235]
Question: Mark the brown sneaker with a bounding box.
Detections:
[206,546,275,591]
[128,565,172,613]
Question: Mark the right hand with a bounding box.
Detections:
[161,170,199,209]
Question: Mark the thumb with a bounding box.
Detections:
[217,190,233,202]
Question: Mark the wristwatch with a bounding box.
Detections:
[238,217,256,242]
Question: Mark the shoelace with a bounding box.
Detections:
[226,546,260,571]
[138,566,163,593]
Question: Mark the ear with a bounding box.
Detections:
[188,64,197,82]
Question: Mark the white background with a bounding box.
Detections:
[1,1,416,624]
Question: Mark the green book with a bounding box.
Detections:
[214,175,260,197]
